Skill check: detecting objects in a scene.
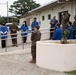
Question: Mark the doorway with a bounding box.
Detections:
[58,11,68,24]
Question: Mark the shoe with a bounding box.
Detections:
[24,43,26,45]
[15,44,18,47]
[2,47,5,48]
[29,60,36,63]
[12,45,15,47]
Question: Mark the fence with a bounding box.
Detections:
[0,28,55,52]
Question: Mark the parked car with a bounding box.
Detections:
[6,23,20,30]
[6,23,13,29]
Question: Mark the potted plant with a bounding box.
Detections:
[61,29,70,44]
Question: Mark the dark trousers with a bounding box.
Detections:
[50,28,54,39]
[22,37,27,43]
[31,46,36,61]
[1,39,6,48]
[11,34,17,45]
[73,30,76,39]
[12,38,17,45]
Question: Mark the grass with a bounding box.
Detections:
[64,70,76,75]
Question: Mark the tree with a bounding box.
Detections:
[9,0,40,16]
[0,16,19,25]
[61,11,70,44]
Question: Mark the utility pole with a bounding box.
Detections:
[7,1,9,23]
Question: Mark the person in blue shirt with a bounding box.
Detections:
[20,21,29,44]
[52,23,62,40]
[50,16,58,39]
[1,23,8,48]
[67,21,73,39]
[0,26,1,38]
[31,17,39,30]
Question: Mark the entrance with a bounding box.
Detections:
[58,11,68,24]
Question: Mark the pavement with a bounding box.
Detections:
[0,43,72,75]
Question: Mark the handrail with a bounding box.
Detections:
[0,27,55,52]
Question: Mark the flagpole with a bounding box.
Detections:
[7,1,9,23]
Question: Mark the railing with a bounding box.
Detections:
[0,28,55,52]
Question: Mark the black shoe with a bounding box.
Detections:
[29,60,36,63]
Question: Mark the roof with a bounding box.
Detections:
[22,0,64,17]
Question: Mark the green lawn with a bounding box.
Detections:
[65,70,76,75]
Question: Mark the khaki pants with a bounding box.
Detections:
[31,46,36,61]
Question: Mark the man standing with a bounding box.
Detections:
[31,17,39,30]
[9,22,19,47]
[73,15,76,39]
[67,21,73,39]
[62,11,71,31]
[50,16,58,39]
[30,26,41,63]
[52,23,62,40]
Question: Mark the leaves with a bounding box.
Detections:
[63,29,70,38]
[9,0,40,17]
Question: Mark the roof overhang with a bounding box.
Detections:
[58,0,71,3]
[22,0,70,18]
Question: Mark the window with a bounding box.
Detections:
[48,14,51,20]
[42,16,45,21]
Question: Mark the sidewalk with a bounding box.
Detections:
[0,43,72,75]
[0,43,31,53]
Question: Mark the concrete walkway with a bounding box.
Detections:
[0,44,72,75]
[0,43,31,53]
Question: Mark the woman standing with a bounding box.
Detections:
[20,21,29,44]
[1,23,8,48]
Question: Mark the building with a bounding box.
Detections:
[20,0,76,28]
[19,0,76,41]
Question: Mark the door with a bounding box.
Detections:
[58,11,68,24]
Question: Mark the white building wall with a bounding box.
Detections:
[39,3,71,29]
[20,2,73,29]
[19,18,26,25]
[19,1,76,42]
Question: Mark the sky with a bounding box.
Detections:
[0,0,53,16]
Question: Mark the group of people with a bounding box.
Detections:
[0,17,41,64]
[50,11,76,40]
[0,11,76,63]
[0,22,19,48]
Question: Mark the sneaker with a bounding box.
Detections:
[29,60,36,63]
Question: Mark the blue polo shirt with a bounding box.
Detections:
[0,26,1,37]
[20,24,28,36]
[1,26,8,39]
[31,21,39,29]
[67,26,73,39]
[50,19,58,28]
[52,28,62,40]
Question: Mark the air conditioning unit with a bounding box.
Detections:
[58,0,71,2]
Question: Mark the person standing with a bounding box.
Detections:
[62,11,71,33]
[52,23,62,40]
[20,21,29,44]
[67,21,73,39]
[50,16,58,39]
[30,26,41,63]
[1,23,8,48]
[0,26,1,38]
[9,22,19,47]
[31,17,39,30]
[73,15,76,39]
